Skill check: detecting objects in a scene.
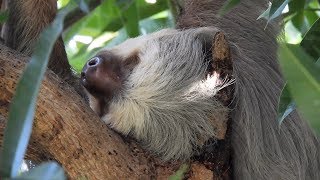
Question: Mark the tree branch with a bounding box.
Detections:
[0,42,231,179]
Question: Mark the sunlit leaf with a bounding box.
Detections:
[15,162,65,180]
[278,84,296,124]
[0,2,76,178]
[169,164,189,180]
[218,0,240,16]
[278,43,320,133]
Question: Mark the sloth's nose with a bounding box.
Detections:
[87,57,100,67]
[80,54,123,98]
[81,57,101,80]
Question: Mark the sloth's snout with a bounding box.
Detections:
[80,55,123,99]
[81,56,102,87]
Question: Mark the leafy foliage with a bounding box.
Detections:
[63,0,172,72]
[265,0,320,132]
[278,44,320,132]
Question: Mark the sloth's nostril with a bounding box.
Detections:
[88,57,100,66]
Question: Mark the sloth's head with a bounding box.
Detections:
[81,27,229,161]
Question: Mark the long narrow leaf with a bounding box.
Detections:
[278,43,320,133]
[0,2,76,178]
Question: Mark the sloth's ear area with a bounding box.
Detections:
[193,27,220,74]
[211,32,233,79]
[194,28,232,78]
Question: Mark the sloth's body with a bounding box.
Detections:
[81,0,320,179]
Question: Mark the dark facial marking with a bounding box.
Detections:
[81,52,123,100]
[81,50,140,102]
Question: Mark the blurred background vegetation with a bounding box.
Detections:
[58,0,320,73]
[59,0,175,72]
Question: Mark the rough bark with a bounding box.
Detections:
[0,34,233,178]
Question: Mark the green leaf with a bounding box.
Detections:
[63,0,120,42]
[269,0,291,20]
[259,0,291,21]
[14,162,65,180]
[0,10,8,23]
[218,0,240,16]
[301,18,320,61]
[0,2,76,178]
[278,43,320,133]
[277,84,296,124]
[116,0,140,37]
[169,164,189,180]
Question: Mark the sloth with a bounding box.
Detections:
[81,27,230,161]
[4,0,318,178]
[80,0,320,179]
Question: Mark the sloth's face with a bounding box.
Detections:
[80,27,225,135]
[80,27,229,160]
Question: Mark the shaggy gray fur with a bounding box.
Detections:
[177,0,320,179]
